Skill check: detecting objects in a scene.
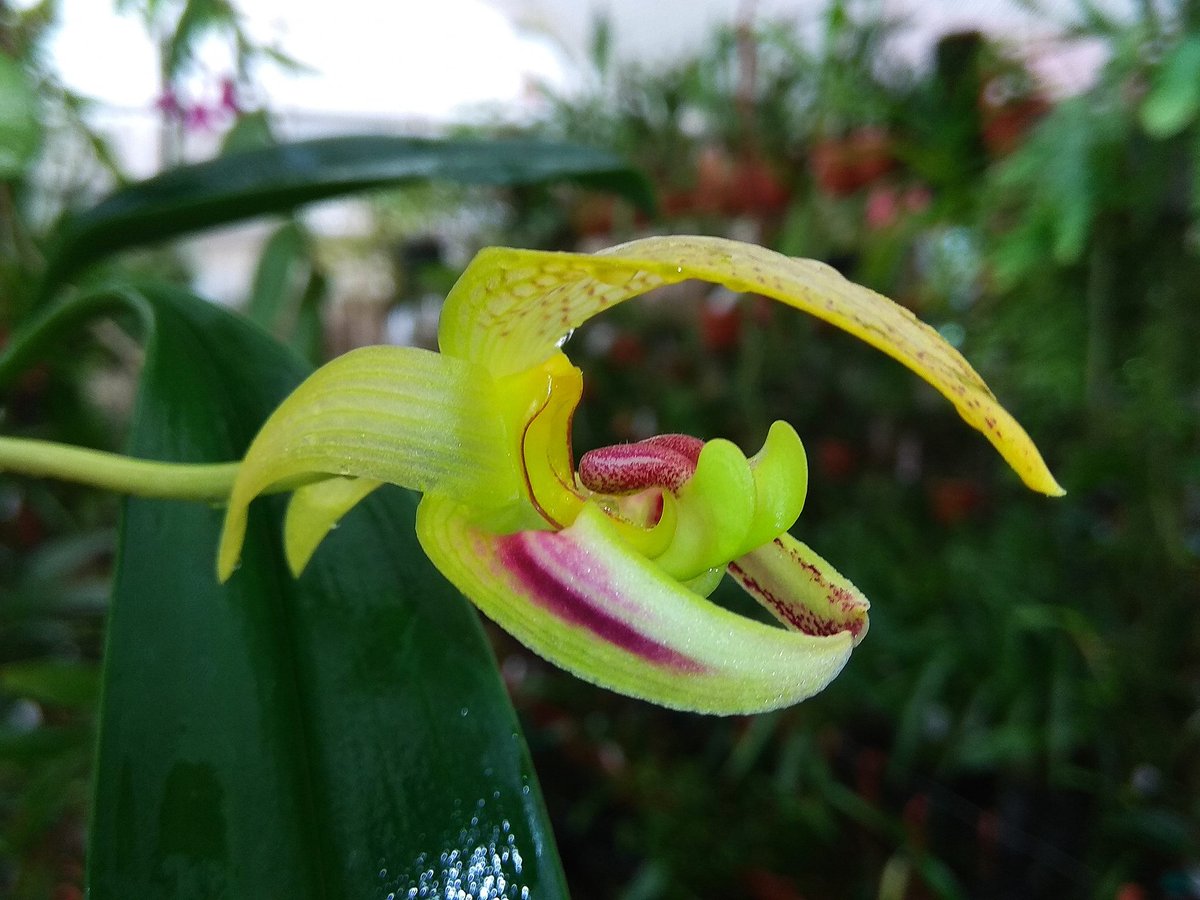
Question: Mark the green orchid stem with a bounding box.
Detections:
[0,286,234,500]
[0,286,326,504]
[0,437,241,501]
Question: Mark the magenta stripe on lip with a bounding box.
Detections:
[494,530,705,673]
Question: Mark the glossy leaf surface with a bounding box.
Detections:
[88,284,566,899]
[42,135,654,289]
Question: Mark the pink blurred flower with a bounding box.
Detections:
[865,185,900,230]
[219,77,241,114]
[184,104,213,131]
[903,185,932,214]
[154,89,183,119]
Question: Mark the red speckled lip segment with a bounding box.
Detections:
[494,529,705,672]
[578,433,705,495]
[729,559,855,638]
[728,536,870,644]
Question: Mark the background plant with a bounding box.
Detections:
[3,1,1199,898]
[518,2,1200,897]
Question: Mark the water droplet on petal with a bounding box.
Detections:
[555,328,575,348]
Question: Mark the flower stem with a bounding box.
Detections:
[0,437,240,501]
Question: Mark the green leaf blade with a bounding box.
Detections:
[42,136,654,291]
[87,284,567,898]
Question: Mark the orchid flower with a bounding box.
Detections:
[215,235,1063,715]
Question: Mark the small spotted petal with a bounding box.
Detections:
[728,533,870,646]
[283,475,381,575]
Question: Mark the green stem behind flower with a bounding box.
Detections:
[0,437,239,501]
[0,286,247,502]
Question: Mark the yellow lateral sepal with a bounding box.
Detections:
[217,345,520,581]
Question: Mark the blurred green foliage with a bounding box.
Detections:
[519,2,1200,897]
[0,5,645,897]
[2,0,1199,897]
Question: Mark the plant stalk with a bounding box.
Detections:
[0,436,240,501]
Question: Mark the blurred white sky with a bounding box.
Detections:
[44,0,571,120]
[38,0,1115,121]
[25,0,1119,306]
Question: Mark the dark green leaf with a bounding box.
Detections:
[0,724,92,762]
[87,283,567,899]
[0,661,100,708]
[245,220,328,363]
[245,220,310,332]
[291,266,328,365]
[42,136,655,291]
[1194,128,1200,214]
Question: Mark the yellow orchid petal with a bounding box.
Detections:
[438,235,1063,496]
[683,566,726,598]
[416,494,856,714]
[217,346,521,581]
[650,438,755,581]
[283,475,382,576]
[494,352,586,529]
[738,420,809,556]
[190,235,1064,715]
